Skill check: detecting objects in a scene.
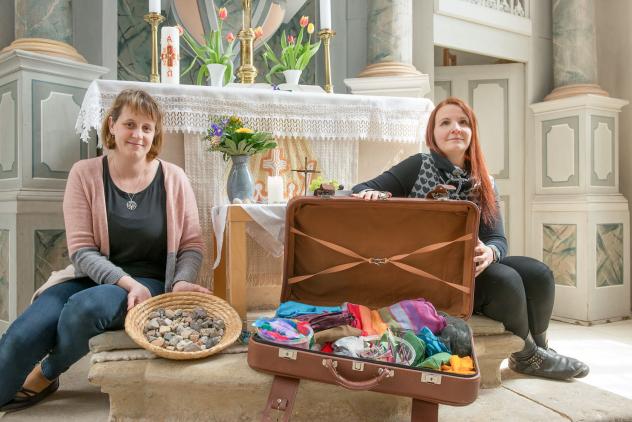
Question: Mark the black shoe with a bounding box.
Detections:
[0,378,59,413]
[532,331,589,378]
[509,347,586,380]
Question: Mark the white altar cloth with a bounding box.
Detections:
[75,80,433,144]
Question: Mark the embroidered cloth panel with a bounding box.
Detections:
[75,80,433,144]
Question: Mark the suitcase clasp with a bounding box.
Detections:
[279,348,298,360]
[352,361,365,371]
[421,372,443,384]
[368,257,388,266]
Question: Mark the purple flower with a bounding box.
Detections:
[211,123,223,137]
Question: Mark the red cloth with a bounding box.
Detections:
[321,343,334,353]
[346,303,368,336]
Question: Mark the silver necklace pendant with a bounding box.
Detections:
[126,199,137,211]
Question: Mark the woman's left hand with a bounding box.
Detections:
[172,280,212,294]
[474,240,494,277]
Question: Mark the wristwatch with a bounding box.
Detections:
[488,244,501,263]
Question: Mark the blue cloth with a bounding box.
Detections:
[0,276,164,407]
[275,301,342,318]
[417,326,450,358]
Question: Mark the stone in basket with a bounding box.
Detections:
[125,292,242,360]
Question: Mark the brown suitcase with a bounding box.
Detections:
[247,197,481,422]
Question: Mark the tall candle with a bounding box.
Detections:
[160,27,180,84]
[267,176,284,204]
[320,0,331,29]
[149,0,160,13]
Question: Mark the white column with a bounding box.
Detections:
[529,95,630,324]
[0,50,107,331]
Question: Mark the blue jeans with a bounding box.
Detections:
[0,276,164,406]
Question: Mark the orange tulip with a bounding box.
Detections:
[218,7,228,21]
[299,16,309,28]
[226,32,235,42]
[254,26,264,39]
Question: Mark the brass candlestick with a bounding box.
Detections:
[144,12,165,83]
[237,0,257,83]
[318,29,336,93]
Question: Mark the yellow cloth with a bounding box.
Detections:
[370,310,389,336]
[441,355,476,375]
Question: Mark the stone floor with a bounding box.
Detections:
[1,319,631,421]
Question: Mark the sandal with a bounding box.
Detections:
[0,378,59,413]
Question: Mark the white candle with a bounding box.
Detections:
[149,0,160,13]
[320,0,331,29]
[267,176,284,204]
[160,27,180,84]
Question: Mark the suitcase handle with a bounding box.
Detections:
[323,359,394,391]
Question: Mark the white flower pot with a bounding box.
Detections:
[207,63,227,87]
[283,69,302,85]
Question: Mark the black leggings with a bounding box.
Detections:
[473,256,555,339]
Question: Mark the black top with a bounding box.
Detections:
[103,158,167,280]
[352,152,508,259]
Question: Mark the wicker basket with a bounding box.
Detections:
[125,292,242,360]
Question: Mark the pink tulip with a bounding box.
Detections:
[287,35,295,44]
[299,16,309,28]
[226,32,235,43]
[254,26,264,39]
[176,25,184,36]
[218,7,228,21]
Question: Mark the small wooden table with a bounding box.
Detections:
[213,206,253,323]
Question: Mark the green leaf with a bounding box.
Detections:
[181,57,199,76]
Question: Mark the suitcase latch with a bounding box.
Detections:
[369,257,388,266]
[279,348,298,360]
[352,361,365,371]
[421,372,443,384]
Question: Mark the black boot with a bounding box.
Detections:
[532,331,589,378]
[509,336,587,380]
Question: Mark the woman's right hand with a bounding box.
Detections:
[351,189,392,201]
[116,276,152,310]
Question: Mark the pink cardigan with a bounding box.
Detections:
[36,156,204,297]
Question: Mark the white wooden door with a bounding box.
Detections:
[435,63,525,254]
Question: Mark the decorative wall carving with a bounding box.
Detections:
[34,230,69,291]
[542,116,579,187]
[543,223,577,287]
[469,79,509,179]
[0,82,18,179]
[591,116,615,186]
[596,223,623,287]
[32,81,88,179]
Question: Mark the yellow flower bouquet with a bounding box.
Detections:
[205,116,277,161]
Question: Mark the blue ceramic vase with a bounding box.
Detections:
[227,155,254,202]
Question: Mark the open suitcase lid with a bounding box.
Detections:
[281,197,480,319]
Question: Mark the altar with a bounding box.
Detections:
[76,80,433,309]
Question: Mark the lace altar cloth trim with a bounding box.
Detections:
[75,80,433,144]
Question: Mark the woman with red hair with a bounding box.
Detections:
[353,97,588,381]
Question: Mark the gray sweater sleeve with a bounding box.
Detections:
[72,247,129,285]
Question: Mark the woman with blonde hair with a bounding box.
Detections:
[353,97,589,381]
[0,89,209,412]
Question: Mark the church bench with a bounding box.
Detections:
[86,315,522,420]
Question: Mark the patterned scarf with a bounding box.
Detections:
[409,151,480,203]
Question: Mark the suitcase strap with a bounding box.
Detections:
[288,228,473,294]
[261,375,300,422]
